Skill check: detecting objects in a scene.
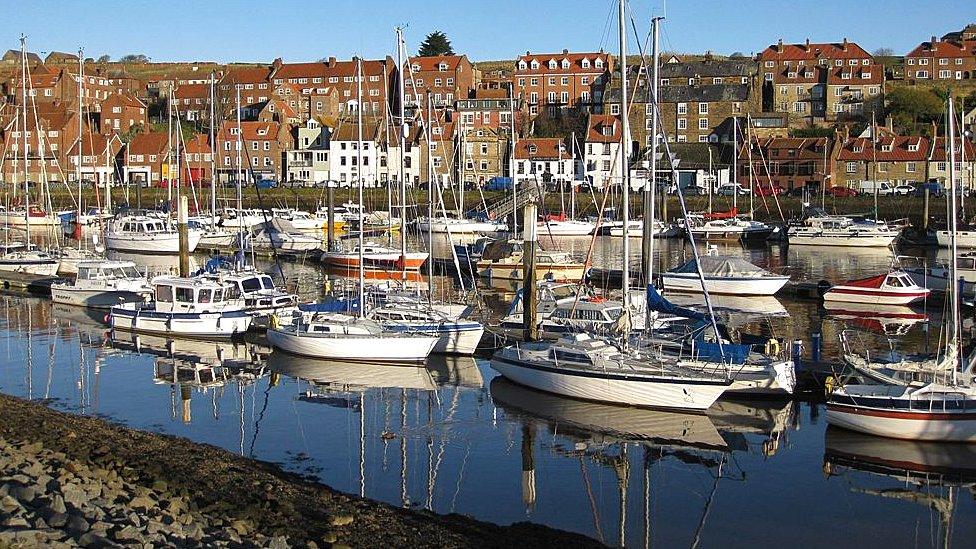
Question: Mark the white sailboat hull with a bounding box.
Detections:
[661,273,789,296]
[787,230,896,247]
[266,329,437,362]
[479,262,586,281]
[537,220,596,236]
[936,230,976,248]
[490,357,729,411]
[0,213,63,227]
[417,218,507,234]
[826,407,976,442]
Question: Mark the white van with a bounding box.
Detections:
[858,180,894,196]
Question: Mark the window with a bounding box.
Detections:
[698,103,708,115]
[939,58,949,65]
[713,77,722,84]
[610,104,620,115]
[581,76,589,85]
[919,58,929,65]
[518,77,525,86]
[699,135,709,142]
[677,102,687,114]
[548,77,556,85]
[560,91,568,103]
[906,162,917,173]
[765,60,774,68]
[157,285,173,302]
[530,77,538,86]
[698,118,708,129]
[677,118,687,130]
[561,76,568,85]
[846,162,856,173]
[175,287,194,303]
[780,85,787,95]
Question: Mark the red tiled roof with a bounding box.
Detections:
[127,132,169,156]
[906,39,976,58]
[173,83,209,100]
[515,137,567,159]
[222,66,271,85]
[473,88,509,99]
[826,65,883,85]
[272,58,391,80]
[585,114,620,143]
[69,132,116,156]
[515,52,611,75]
[407,55,465,72]
[103,92,146,109]
[217,121,281,141]
[760,41,871,61]
[182,133,211,154]
[330,122,382,141]
[837,136,929,162]
[928,137,976,161]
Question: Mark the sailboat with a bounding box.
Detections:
[827,98,976,442]
[266,57,438,363]
[0,36,60,277]
[661,247,790,296]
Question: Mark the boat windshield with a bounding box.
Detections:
[120,266,142,278]
[550,285,578,300]
[260,276,275,289]
[241,277,263,292]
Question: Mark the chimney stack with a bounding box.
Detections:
[931,35,938,44]
[777,38,783,51]
[842,38,848,51]
[328,56,336,67]
[562,48,569,55]
[805,38,810,50]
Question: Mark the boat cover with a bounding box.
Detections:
[670,256,770,278]
[646,285,706,321]
[703,207,738,221]
[843,273,886,288]
[481,240,518,261]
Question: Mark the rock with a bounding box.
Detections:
[146,519,165,534]
[321,533,338,544]
[50,494,67,514]
[306,542,319,549]
[1,494,23,512]
[330,515,354,527]
[269,535,289,549]
[183,521,205,541]
[128,496,155,512]
[2,514,30,527]
[151,479,168,492]
[66,514,90,536]
[63,484,90,509]
[231,518,253,535]
[45,511,69,528]
[77,532,116,548]
[8,483,38,504]
[114,525,144,543]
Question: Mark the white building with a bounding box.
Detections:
[581,114,622,189]
[327,122,382,187]
[514,138,574,187]
[285,119,330,185]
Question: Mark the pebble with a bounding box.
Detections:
[330,515,355,527]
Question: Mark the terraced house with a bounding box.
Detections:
[737,137,836,192]
[835,128,929,188]
[215,121,290,183]
[268,57,397,117]
[905,34,976,81]
[513,50,612,117]
[824,64,883,123]
[514,137,573,186]
[404,55,477,110]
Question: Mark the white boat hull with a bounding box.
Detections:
[479,262,586,282]
[661,273,789,296]
[0,257,60,277]
[417,219,507,234]
[936,230,976,248]
[51,286,149,309]
[537,221,596,236]
[0,213,63,227]
[198,231,238,248]
[826,406,976,442]
[490,357,729,411]
[105,232,202,254]
[385,323,485,355]
[109,307,251,338]
[266,329,437,362]
[823,287,928,306]
[788,231,896,247]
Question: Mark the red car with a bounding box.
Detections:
[754,184,785,197]
[828,186,858,198]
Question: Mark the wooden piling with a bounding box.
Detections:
[522,203,539,342]
[178,196,190,277]
[327,185,335,250]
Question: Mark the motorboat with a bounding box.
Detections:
[0,248,60,277]
[196,265,298,329]
[477,240,585,281]
[490,332,732,411]
[607,219,678,238]
[51,259,152,308]
[823,270,930,306]
[105,215,201,254]
[53,247,103,276]
[416,216,507,234]
[787,207,898,247]
[320,241,428,270]
[662,251,790,296]
[221,208,269,231]
[266,312,437,362]
[368,303,485,355]
[0,206,62,227]
[248,219,322,255]
[688,215,774,242]
[109,276,252,338]
[499,291,658,338]
[189,216,238,248]
[901,253,976,295]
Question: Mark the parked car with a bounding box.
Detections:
[254,179,277,189]
[754,184,784,197]
[828,186,858,198]
[914,181,945,197]
[893,184,915,196]
[717,184,749,196]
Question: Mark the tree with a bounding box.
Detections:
[119,54,150,63]
[885,86,943,132]
[729,52,745,59]
[97,54,111,63]
[873,47,894,57]
[418,31,454,57]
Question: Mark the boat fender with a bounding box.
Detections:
[764,338,780,357]
[816,280,832,297]
[824,375,837,395]
[269,314,279,330]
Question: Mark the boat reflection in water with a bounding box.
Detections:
[824,301,929,336]
[824,428,976,547]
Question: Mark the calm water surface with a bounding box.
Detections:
[0,239,972,548]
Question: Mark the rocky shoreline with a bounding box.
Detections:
[0,394,601,548]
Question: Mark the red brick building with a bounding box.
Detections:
[172,83,210,122]
[456,88,519,132]
[99,92,147,136]
[835,133,930,188]
[269,57,396,117]
[513,50,612,117]
[123,132,169,186]
[215,121,290,182]
[905,36,976,81]
[404,55,477,110]
[738,137,836,192]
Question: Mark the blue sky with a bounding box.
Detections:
[3,0,974,63]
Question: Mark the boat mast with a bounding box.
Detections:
[77,47,84,246]
[357,58,365,318]
[618,0,630,317]
[396,27,408,281]
[948,96,960,383]
[731,116,737,214]
[570,132,576,219]
[509,82,518,238]
[235,85,244,247]
[20,35,31,244]
[209,71,217,221]
[747,115,754,219]
[167,83,173,209]
[426,92,434,305]
[643,15,661,331]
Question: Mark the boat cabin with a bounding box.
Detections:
[549,300,624,323]
[114,217,174,234]
[76,261,143,281]
[881,272,917,289]
[151,276,239,313]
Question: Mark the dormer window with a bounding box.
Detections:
[908,142,919,152]
[581,59,590,69]
[804,71,813,78]
[862,72,871,79]
[528,144,537,154]
[841,72,851,79]
[412,64,420,72]
[530,60,539,70]
[518,60,527,70]
[438,62,448,71]
[853,145,863,153]
[548,60,557,69]
[561,59,570,69]
[601,125,612,137]
[881,143,892,152]
[258,129,267,136]
[787,72,797,78]
[595,58,604,68]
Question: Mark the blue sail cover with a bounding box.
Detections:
[646,285,707,321]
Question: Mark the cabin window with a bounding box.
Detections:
[198,289,213,304]
[552,349,593,364]
[122,266,141,278]
[241,277,262,292]
[213,289,224,302]
[176,287,194,303]
[886,276,903,288]
[77,267,91,280]
[312,325,330,332]
[157,285,173,302]
[260,276,274,289]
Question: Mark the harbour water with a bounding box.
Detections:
[0,237,972,547]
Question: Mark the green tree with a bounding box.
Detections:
[885,86,943,132]
[96,54,111,63]
[119,54,150,63]
[417,31,454,57]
